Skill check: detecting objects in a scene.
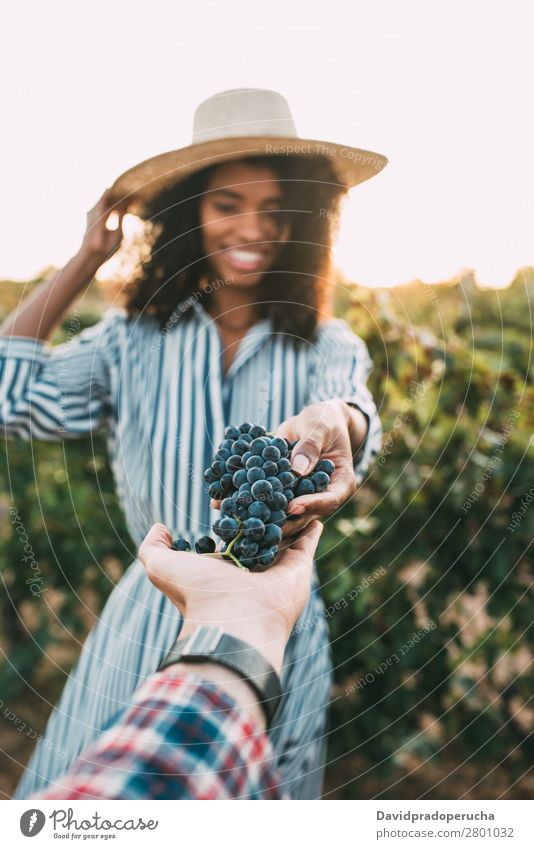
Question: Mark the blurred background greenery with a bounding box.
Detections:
[1,269,533,798]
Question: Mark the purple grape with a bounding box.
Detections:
[270,437,289,456]
[266,476,283,493]
[250,437,269,453]
[220,473,234,491]
[242,517,265,540]
[262,444,281,462]
[236,539,259,558]
[237,489,253,507]
[232,439,249,455]
[262,523,282,546]
[195,536,216,554]
[251,479,273,502]
[294,478,315,497]
[251,546,278,571]
[227,454,243,471]
[316,458,335,476]
[270,491,288,511]
[278,470,296,488]
[246,454,264,469]
[311,471,330,492]
[232,469,248,488]
[171,537,191,551]
[214,517,239,541]
[248,501,271,522]
[209,481,223,499]
[249,425,266,438]
[247,467,266,485]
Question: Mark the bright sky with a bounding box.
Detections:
[1,0,532,288]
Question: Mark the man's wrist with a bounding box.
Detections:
[178,615,287,677]
[160,661,268,732]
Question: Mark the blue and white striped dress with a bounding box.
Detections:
[1,298,381,800]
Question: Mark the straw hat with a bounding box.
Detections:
[109,88,388,214]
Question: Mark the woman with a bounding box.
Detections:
[1,89,385,799]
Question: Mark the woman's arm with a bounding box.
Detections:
[0,191,133,442]
[0,252,100,341]
[287,402,369,478]
[275,321,382,535]
[0,189,129,341]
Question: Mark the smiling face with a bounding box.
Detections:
[198,160,291,287]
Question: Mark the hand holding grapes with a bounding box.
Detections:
[138,520,324,675]
[275,400,362,537]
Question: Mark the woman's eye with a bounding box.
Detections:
[214,202,237,213]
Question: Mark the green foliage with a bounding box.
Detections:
[325,274,534,794]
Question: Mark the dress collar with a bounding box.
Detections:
[190,299,272,380]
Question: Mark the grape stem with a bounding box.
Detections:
[223,528,250,572]
[227,551,249,571]
[199,537,249,571]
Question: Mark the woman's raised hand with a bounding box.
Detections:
[78,188,131,269]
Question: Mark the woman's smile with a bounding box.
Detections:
[199,161,290,286]
[221,246,270,274]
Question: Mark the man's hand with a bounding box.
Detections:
[138,520,324,675]
[275,399,366,538]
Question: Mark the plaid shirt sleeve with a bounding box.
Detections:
[33,670,287,800]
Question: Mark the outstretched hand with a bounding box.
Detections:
[138,520,324,657]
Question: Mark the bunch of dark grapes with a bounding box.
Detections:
[195,422,335,571]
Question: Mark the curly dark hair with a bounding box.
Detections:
[122,154,349,342]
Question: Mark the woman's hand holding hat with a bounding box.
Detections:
[78,188,132,270]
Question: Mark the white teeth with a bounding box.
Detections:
[227,249,263,264]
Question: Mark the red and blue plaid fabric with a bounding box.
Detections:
[33,670,287,800]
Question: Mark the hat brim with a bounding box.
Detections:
[108,136,388,215]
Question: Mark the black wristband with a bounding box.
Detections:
[158,625,282,729]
